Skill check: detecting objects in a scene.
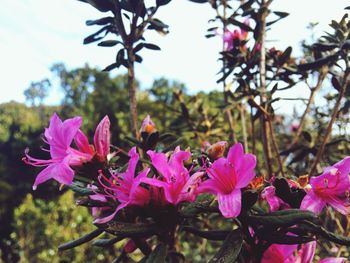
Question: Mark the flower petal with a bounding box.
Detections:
[318,258,346,263]
[217,188,241,218]
[235,153,256,188]
[94,116,110,158]
[227,143,244,170]
[300,191,326,214]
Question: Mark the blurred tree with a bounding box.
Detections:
[13,192,115,263]
[23,79,50,106]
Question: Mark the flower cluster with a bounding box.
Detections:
[24,113,350,262]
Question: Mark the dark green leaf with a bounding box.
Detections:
[78,0,114,12]
[297,54,339,71]
[248,209,319,227]
[182,226,229,241]
[273,11,289,18]
[68,183,94,195]
[97,221,157,238]
[145,244,167,263]
[86,17,113,26]
[156,0,172,6]
[98,40,121,47]
[83,26,110,45]
[209,229,243,263]
[278,46,292,66]
[229,18,253,32]
[143,43,161,51]
[187,0,208,3]
[92,237,124,247]
[103,63,120,72]
[58,229,103,251]
[312,42,338,52]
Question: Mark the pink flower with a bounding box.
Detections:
[263,241,346,263]
[199,143,256,218]
[141,147,204,205]
[262,243,298,263]
[94,147,150,224]
[75,116,111,161]
[222,19,250,51]
[261,186,290,212]
[24,113,93,190]
[94,116,111,160]
[301,157,350,215]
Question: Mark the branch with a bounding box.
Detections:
[309,69,350,176]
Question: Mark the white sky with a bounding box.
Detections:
[0,0,349,114]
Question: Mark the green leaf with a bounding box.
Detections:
[209,229,243,263]
[229,18,253,32]
[78,0,114,12]
[83,25,110,45]
[98,40,121,47]
[182,226,229,241]
[97,221,157,238]
[92,237,124,247]
[58,229,103,251]
[143,43,161,51]
[68,183,94,195]
[187,0,208,3]
[156,0,172,6]
[145,243,167,263]
[102,63,120,72]
[297,54,339,71]
[278,46,292,66]
[86,17,113,26]
[312,42,338,52]
[247,209,319,227]
[273,11,289,18]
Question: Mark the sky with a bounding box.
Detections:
[0,0,349,114]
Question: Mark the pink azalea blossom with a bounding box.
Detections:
[222,19,249,50]
[94,116,111,160]
[301,157,350,215]
[199,143,256,218]
[141,147,204,205]
[261,185,290,212]
[262,243,298,263]
[94,147,150,224]
[75,116,111,161]
[262,241,345,263]
[24,113,93,190]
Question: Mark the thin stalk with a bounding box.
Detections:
[258,0,273,177]
[221,1,237,143]
[282,68,327,163]
[240,102,248,152]
[309,69,350,176]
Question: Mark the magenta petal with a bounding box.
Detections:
[32,160,74,190]
[168,147,191,176]
[227,143,244,170]
[147,150,171,181]
[217,188,241,218]
[300,191,326,214]
[297,241,316,263]
[319,258,346,263]
[235,153,256,188]
[327,197,350,215]
[93,209,119,224]
[94,116,110,158]
[74,130,93,155]
[197,179,221,194]
[32,165,55,190]
[261,186,282,212]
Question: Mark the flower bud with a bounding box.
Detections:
[94,116,111,159]
[140,115,156,134]
[207,141,227,160]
